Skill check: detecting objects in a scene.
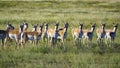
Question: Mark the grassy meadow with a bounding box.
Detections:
[0,0,120,68]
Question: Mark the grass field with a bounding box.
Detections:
[0,0,120,68]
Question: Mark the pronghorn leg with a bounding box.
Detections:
[2,38,4,49]
[61,38,65,49]
[111,38,114,47]
[54,38,57,47]
[86,37,89,47]
[74,37,77,46]
[108,37,111,47]
[89,39,92,48]
[48,37,52,47]
[35,39,38,47]
[79,38,82,46]
[83,37,86,47]
[33,40,35,46]
[105,35,109,47]
[97,37,100,46]
[15,38,19,49]
[20,39,24,48]
[73,35,76,46]
[46,37,49,47]
[4,37,7,49]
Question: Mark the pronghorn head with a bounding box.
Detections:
[23,22,28,31]
[113,23,118,32]
[45,23,48,30]
[113,23,118,28]
[54,23,59,30]
[64,22,69,31]
[101,23,106,29]
[91,23,96,28]
[79,23,83,29]
[64,22,69,28]
[32,24,38,31]
[6,23,15,30]
[90,23,96,32]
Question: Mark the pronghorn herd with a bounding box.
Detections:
[0,22,118,49]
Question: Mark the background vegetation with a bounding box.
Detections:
[0,0,120,68]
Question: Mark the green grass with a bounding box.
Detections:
[0,0,120,68]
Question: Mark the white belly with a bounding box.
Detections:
[9,34,17,39]
[27,35,34,40]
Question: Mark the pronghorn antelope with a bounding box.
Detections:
[71,23,83,45]
[96,23,106,45]
[56,22,69,47]
[82,23,96,46]
[7,23,28,47]
[23,24,44,46]
[47,23,59,45]
[7,24,24,47]
[42,23,48,42]
[105,23,118,46]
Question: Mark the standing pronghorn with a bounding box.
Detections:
[42,23,48,42]
[96,23,106,45]
[47,23,59,45]
[55,22,69,47]
[82,23,96,47]
[7,23,28,48]
[23,24,44,46]
[71,23,83,46]
[105,23,118,47]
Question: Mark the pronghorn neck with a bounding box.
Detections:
[79,25,83,30]
[63,26,68,33]
[63,23,69,33]
[38,27,43,33]
[23,23,28,31]
[19,26,23,33]
[102,26,105,32]
[45,26,48,32]
[112,26,118,32]
[90,27,95,32]
[54,26,59,33]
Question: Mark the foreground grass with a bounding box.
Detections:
[0,44,120,68]
[0,0,120,68]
